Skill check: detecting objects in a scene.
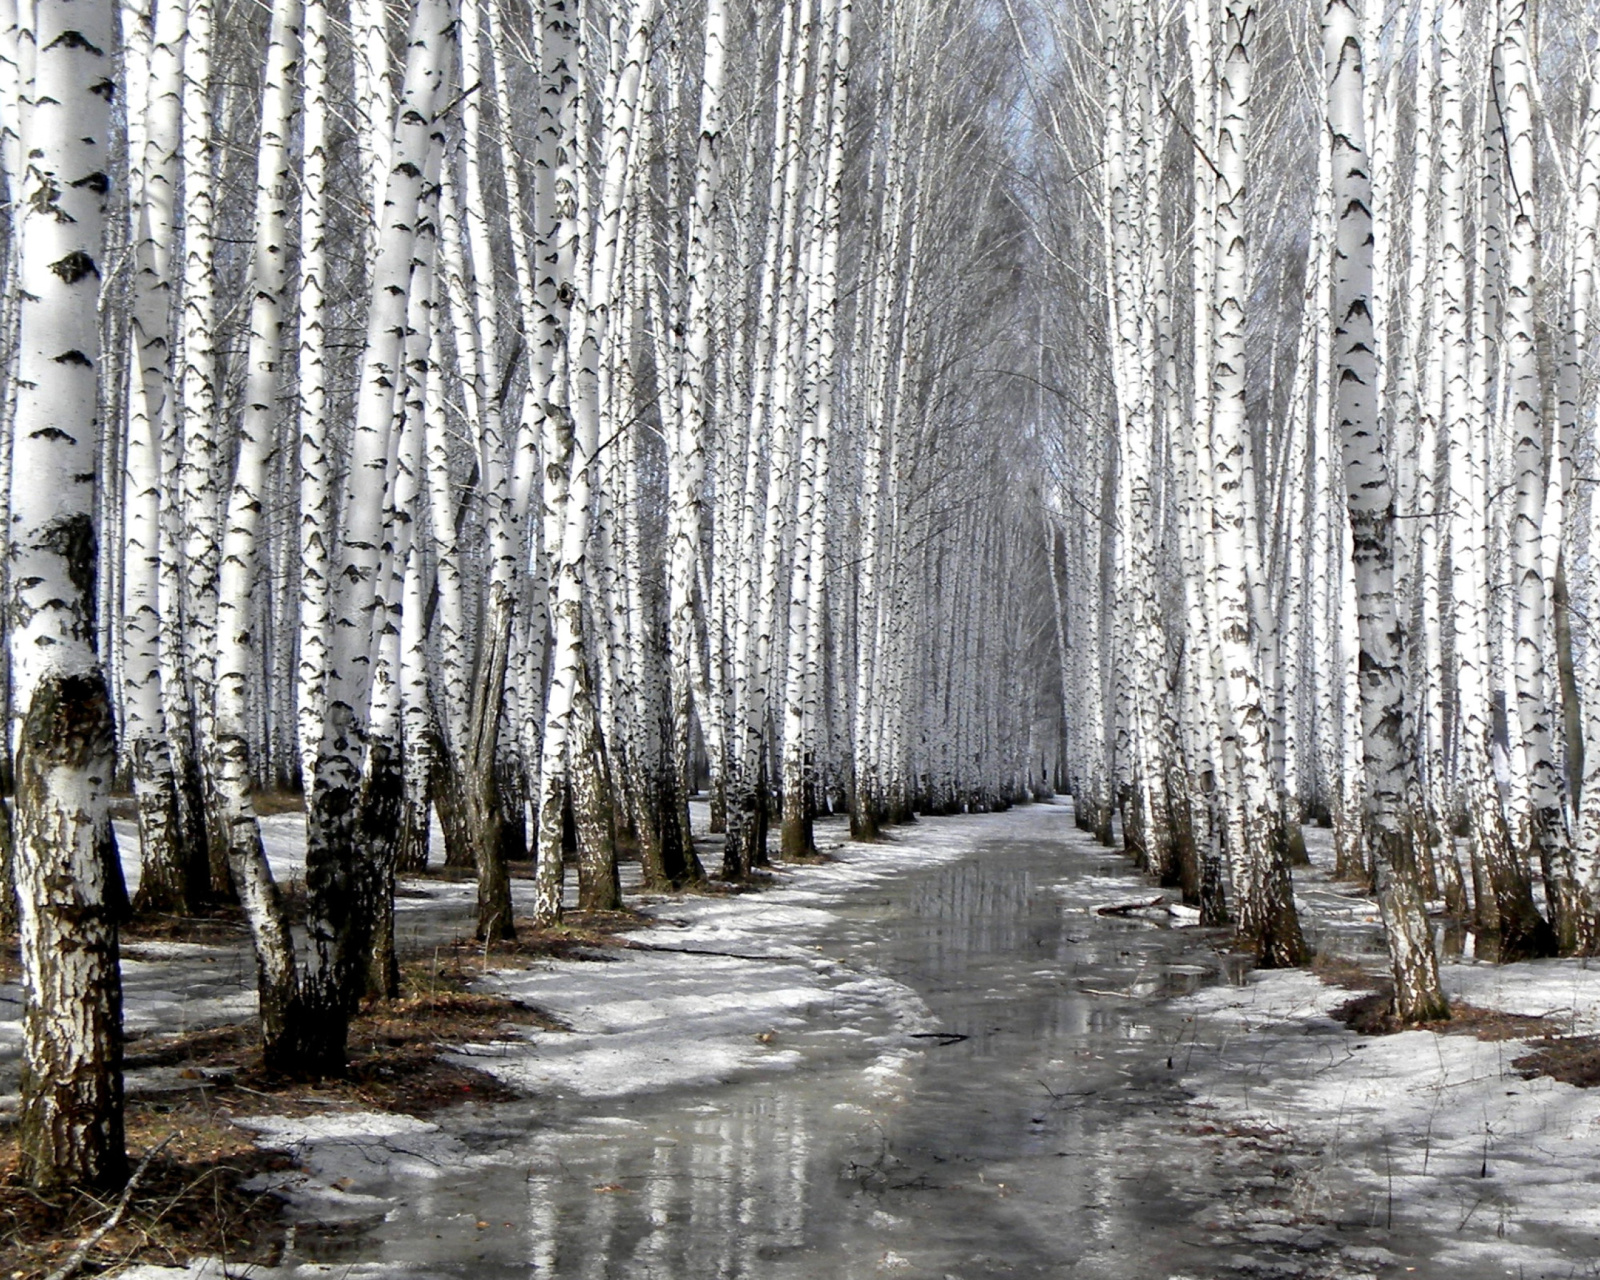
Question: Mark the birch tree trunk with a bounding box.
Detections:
[535,0,659,921]
[1571,58,1600,950]
[664,0,727,873]
[1324,0,1447,1019]
[297,0,332,793]
[209,0,305,1058]
[8,0,126,1191]
[1434,0,1525,947]
[123,0,197,914]
[1206,0,1307,966]
[294,0,453,1070]
[1495,0,1568,953]
[456,0,523,937]
[781,0,848,862]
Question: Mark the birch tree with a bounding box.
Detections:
[1323,0,1446,1019]
[1202,0,1307,967]
[8,0,126,1191]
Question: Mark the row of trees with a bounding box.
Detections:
[21,0,1592,1204]
[0,0,1058,1191]
[1034,0,1598,1020]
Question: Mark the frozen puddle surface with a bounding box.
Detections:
[123,802,1599,1279]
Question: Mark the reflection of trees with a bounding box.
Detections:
[516,1095,816,1276]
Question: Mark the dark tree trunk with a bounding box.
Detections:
[0,794,15,937]
[1479,801,1558,960]
[780,752,816,860]
[1198,772,1229,927]
[261,978,351,1079]
[1091,789,1114,847]
[572,660,620,911]
[850,777,881,842]
[708,769,727,834]
[174,736,222,906]
[723,771,758,880]
[466,613,515,940]
[359,738,405,1000]
[639,751,699,890]
[496,758,528,866]
[1121,785,1147,869]
[751,756,772,867]
[1283,809,1310,868]
[1164,771,1195,897]
[1245,819,1310,969]
[129,738,194,914]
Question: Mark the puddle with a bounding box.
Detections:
[235,808,1408,1279]
[103,804,1587,1279]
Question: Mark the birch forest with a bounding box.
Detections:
[1,0,1600,1265]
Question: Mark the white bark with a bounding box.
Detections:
[298,0,453,1056]
[212,0,305,1046]
[1496,0,1569,948]
[535,0,659,921]
[297,0,332,790]
[1324,0,1445,1018]
[8,0,124,1190]
[1204,0,1305,965]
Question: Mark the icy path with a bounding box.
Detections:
[11,800,1596,1278]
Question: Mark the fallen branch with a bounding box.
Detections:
[622,941,807,964]
[45,1134,174,1280]
[1094,896,1166,917]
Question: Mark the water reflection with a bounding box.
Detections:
[302,819,1260,1278]
[506,1092,832,1278]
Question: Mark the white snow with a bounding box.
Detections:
[1173,934,1600,1265]
[37,799,1600,1275]
[445,814,958,1097]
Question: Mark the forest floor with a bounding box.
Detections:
[0,803,1597,1277]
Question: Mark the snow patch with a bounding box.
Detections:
[1174,962,1600,1260]
[235,1110,440,1147]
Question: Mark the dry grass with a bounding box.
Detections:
[0,1113,292,1279]
[121,907,252,946]
[249,790,307,816]
[1310,951,1387,993]
[419,907,658,969]
[0,962,566,1278]
[1511,1035,1600,1088]
[108,789,306,821]
[0,830,686,1275]
[1329,988,1562,1039]
[122,983,563,1116]
[777,849,837,866]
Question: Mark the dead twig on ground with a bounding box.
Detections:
[44,1135,173,1280]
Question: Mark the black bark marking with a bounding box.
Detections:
[40,512,98,602]
[43,29,106,56]
[28,176,61,216]
[50,250,100,284]
[53,349,93,366]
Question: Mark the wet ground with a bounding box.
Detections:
[250,804,1422,1280]
[7,800,1583,1279]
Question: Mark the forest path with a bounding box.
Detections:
[118,802,1594,1280]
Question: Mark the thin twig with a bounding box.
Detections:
[44,1134,175,1280]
